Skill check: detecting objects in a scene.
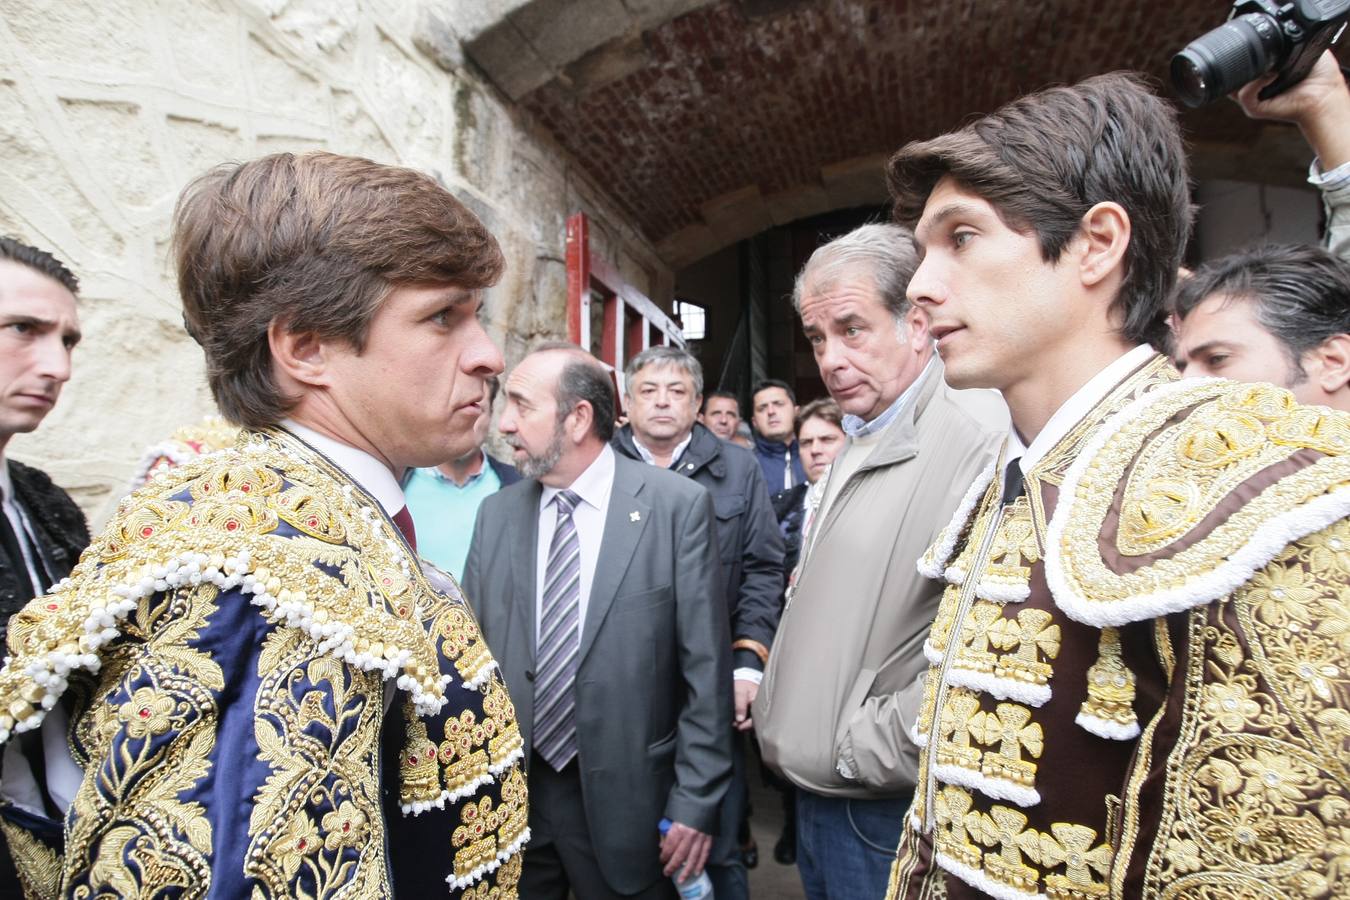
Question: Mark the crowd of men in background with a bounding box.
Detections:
[1,48,1349,900]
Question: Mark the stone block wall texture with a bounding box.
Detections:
[0,0,668,522]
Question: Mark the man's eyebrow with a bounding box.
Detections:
[1184,339,1233,359]
[2,313,82,342]
[916,201,987,240]
[425,288,478,308]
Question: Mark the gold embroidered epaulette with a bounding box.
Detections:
[1045,379,1350,628]
[0,430,492,746]
[918,456,999,584]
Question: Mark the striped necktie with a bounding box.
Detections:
[534,489,582,770]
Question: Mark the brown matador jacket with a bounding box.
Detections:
[888,354,1350,899]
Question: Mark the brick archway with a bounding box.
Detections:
[432,0,1323,267]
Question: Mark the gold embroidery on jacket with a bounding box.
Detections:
[1077,627,1139,734]
[902,357,1177,898]
[969,703,1043,790]
[451,767,529,886]
[953,603,1003,675]
[935,689,983,773]
[1140,525,1350,897]
[483,680,524,771]
[927,483,1005,660]
[1026,823,1112,899]
[926,582,968,660]
[0,816,60,900]
[1119,387,1298,556]
[246,635,389,898]
[995,609,1061,690]
[978,496,1041,599]
[1056,381,1350,607]
[62,583,223,899]
[401,704,444,807]
[932,786,1113,900]
[0,430,527,897]
[975,805,1040,894]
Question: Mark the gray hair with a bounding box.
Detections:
[624,345,704,397]
[791,223,919,322]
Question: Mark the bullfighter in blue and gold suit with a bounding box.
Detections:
[0,151,527,898]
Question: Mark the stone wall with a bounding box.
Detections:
[0,0,670,522]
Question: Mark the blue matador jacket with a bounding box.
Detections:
[0,427,527,899]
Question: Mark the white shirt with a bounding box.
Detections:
[630,432,692,468]
[536,444,615,652]
[1003,344,1155,481]
[281,420,405,517]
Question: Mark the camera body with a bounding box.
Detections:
[1172,0,1350,107]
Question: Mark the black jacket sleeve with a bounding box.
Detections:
[730,460,785,672]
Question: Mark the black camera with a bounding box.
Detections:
[1171,0,1350,107]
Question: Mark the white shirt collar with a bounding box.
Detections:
[540,444,616,515]
[630,431,693,468]
[280,419,405,517]
[1007,344,1154,475]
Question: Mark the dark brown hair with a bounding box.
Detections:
[173,151,504,427]
[795,397,843,436]
[1174,243,1350,380]
[887,72,1193,350]
[0,236,79,294]
[530,341,618,442]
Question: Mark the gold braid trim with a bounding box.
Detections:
[0,429,479,745]
[1046,379,1350,628]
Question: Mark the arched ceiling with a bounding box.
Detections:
[439,0,1327,266]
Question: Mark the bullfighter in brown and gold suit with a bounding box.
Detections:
[884,73,1350,899]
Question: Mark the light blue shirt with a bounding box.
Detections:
[840,356,936,438]
[403,457,503,580]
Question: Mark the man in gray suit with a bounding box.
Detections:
[462,344,733,899]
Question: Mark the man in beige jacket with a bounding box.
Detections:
[752,223,1004,900]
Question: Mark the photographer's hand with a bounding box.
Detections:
[1234,50,1350,171]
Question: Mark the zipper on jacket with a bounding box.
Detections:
[922,503,1004,827]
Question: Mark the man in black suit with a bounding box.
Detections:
[462,344,732,899]
[0,237,90,899]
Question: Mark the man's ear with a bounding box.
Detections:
[903,303,930,350]
[268,319,330,389]
[567,400,596,444]
[1308,333,1350,394]
[1077,202,1131,290]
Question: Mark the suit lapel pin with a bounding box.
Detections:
[630,510,641,523]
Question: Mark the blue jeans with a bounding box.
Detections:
[795,789,910,900]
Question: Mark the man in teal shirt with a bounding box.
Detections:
[403,377,520,578]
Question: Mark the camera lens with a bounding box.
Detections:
[1170,12,1285,107]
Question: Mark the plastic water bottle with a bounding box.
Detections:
[657,818,715,899]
